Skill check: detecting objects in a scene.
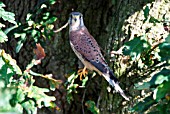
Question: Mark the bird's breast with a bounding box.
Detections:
[70,41,100,72]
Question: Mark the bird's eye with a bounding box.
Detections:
[79,15,82,19]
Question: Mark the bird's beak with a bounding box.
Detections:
[74,18,77,22]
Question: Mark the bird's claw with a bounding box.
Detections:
[78,67,88,80]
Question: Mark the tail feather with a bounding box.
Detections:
[102,73,129,101]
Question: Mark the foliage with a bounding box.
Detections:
[1,0,170,114]
[122,5,170,113]
[66,72,89,103]
[0,1,61,114]
[85,100,99,114]
[0,1,16,43]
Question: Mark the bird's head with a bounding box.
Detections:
[68,12,84,31]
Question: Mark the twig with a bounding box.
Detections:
[54,22,69,33]
[96,95,101,108]
[82,88,87,114]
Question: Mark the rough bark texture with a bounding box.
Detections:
[1,0,156,114]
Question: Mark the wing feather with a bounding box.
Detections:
[69,27,107,68]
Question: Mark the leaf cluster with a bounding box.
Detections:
[122,5,170,113]
[0,1,61,114]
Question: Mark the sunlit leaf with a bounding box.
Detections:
[16,88,26,103]
[150,68,170,85]
[27,86,56,108]
[0,2,5,7]
[31,29,38,37]
[130,96,156,113]
[66,73,79,103]
[123,35,151,60]
[49,0,57,4]
[0,29,8,43]
[21,100,37,114]
[85,100,99,114]
[135,68,170,90]
[44,17,57,25]
[0,5,16,24]
[67,73,78,83]
[15,33,26,53]
[0,50,22,86]
[43,12,50,20]
[0,50,22,75]
[49,79,62,91]
[81,76,88,87]
[153,81,170,101]
[16,42,23,54]
[0,82,22,113]
[4,25,18,34]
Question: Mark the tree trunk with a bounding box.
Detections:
[1,0,156,114]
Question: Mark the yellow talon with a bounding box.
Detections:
[78,66,88,80]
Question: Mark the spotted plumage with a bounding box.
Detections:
[68,12,129,101]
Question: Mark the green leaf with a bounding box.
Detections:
[0,50,22,75]
[85,100,99,114]
[130,96,156,113]
[28,86,56,108]
[149,16,160,24]
[135,82,151,90]
[81,76,88,87]
[67,73,78,83]
[159,43,170,61]
[0,2,5,7]
[44,17,57,25]
[42,12,50,20]
[21,100,37,114]
[0,59,14,86]
[123,35,151,60]
[0,29,8,43]
[0,8,16,24]
[165,34,170,43]
[15,33,26,53]
[150,68,170,85]
[16,88,26,103]
[158,34,170,62]
[49,0,57,4]
[16,40,24,53]
[143,6,150,22]
[135,68,170,90]
[4,25,18,34]
[0,50,22,86]
[49,79,62,91]
[0,81,22,113]
[153,81,170,101]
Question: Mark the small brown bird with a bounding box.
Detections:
[68,12,129,101]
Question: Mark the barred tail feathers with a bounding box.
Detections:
[102,72,129,101]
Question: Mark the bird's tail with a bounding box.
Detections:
[102,70,129,101]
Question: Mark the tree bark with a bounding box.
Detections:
[1,0,157,114]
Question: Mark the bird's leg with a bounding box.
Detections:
[78,66,88,80]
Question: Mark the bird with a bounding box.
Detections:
[68,12,129,101]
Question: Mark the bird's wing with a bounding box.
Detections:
[70,27,118,81]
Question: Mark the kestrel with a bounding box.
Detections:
[68,12,129,101]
